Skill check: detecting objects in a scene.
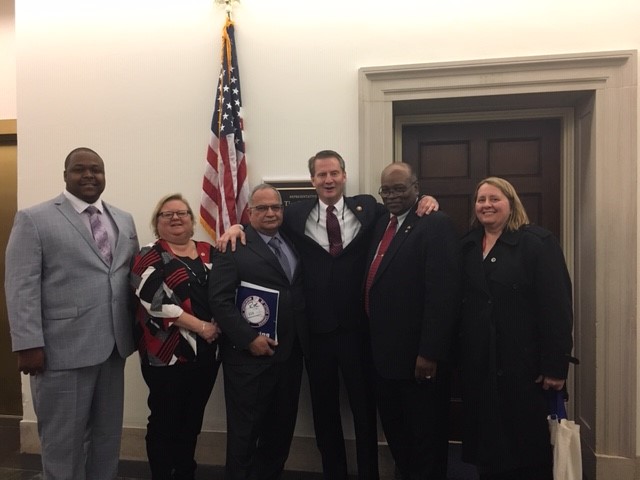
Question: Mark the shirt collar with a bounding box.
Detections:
[257,230,283,245]
[391,199,416,226]
[318,196,345,213]
[63,190,105,214]
[394,209,411,226]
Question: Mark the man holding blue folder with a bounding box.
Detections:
[209,184,310,480]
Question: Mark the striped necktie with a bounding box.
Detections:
[85,206,112,265]
[269,236,293,282]
[326,205,343,256]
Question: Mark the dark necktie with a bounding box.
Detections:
[364,216,398,315]
[326,205,343,256]
[269,236,293,282]
[85,206,112,265]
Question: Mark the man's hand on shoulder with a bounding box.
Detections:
[18,347,45,375]
[215,224,246,252]
[415,195,439,217]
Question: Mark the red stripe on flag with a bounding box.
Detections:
[200,18,249,240]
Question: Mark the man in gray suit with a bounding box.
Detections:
[5,147,139,480]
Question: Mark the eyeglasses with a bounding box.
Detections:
[157,210,190,219]
[250,204,283,213]
[378,182,417,197]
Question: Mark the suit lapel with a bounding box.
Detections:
[280,230,301,281]
[245,227,289,281]
[344,196,369,226]
[287,200,316,235]
[103,202,129,267]
[341,196,372,255]
[367,213,390,266]
[54,195,106,263]
[373,210,417,282]
[462,228,491,296]
[286,200,326,254]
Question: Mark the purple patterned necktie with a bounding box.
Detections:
[85,206,112,265]
[326,205,343,256]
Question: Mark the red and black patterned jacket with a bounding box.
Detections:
[131,239,214,366]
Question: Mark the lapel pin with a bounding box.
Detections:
[356,205,363,212]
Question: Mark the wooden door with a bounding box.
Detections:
[402,118,561,238]
[0,123,21,416]
[402,117,562,441]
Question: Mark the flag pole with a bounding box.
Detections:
[201,0,250,240]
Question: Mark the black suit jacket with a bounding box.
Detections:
[282,195,386,334]
[209,226,309,365]
[365,210,460,380]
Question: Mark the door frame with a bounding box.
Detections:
[359,50,638,480]
[394,108,575,273]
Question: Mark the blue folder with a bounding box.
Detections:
[235,281,280,340]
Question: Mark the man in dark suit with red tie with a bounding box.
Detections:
[283,150,385,479]
[365,162,459,480]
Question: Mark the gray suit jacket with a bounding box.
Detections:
[5,193,139,370]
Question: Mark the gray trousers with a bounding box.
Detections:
[30,350,126,480]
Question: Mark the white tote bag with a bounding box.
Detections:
[548,416,582,480]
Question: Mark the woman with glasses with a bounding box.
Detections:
[131,193,221,480]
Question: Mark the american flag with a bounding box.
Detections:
[200,18,250,239]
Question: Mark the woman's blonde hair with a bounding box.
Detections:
[150,193,195,238]
[471,177,530,232]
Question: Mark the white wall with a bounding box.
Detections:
[5,0,640,459]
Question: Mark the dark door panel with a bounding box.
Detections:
[402,118,561,238]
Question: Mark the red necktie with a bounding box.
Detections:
[326,205,343,256]
[365,216,398,315]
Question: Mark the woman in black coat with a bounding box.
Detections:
[458,177,574,480]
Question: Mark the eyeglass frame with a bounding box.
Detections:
[378,181,418,198]
[157,210,191,219]
[249,204,284,213]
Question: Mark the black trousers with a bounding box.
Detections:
[305,330,379,480]
[376,366,451,480]
[141,354,220,480]
[223,344,303,480]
